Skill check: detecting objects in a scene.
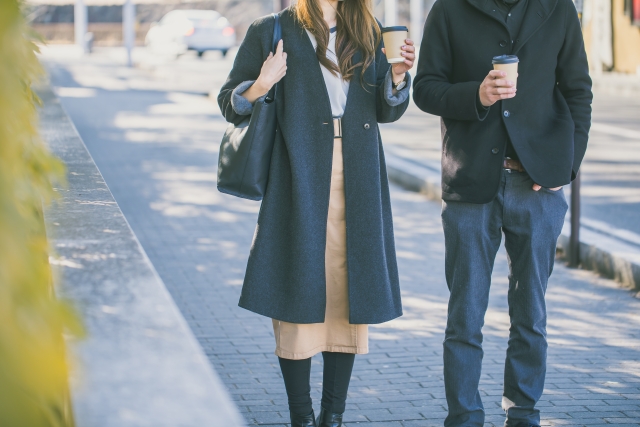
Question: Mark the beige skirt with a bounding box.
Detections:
[272,136,369,360]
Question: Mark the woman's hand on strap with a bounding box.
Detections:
[241,40,288,103]
[382,38,416,83]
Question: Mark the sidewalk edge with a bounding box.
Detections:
[39,81,245,427]
[385,154,640,291]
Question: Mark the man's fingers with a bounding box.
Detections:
[532,184,562,191]
[492,86,515,94]
[488,70,507,78]
[488,79,514,88]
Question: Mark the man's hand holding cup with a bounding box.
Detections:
[479,70,517,107]
[479,54,520,107]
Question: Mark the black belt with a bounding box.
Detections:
[333,117,342,139]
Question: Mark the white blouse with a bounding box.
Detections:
[305,28,350,117]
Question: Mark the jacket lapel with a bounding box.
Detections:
[513,0,558,54]
[466,0,510,27]
[466,0,558,54]
[287,13,334,118]
[342,49,363,116]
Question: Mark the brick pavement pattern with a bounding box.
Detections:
[44,49,640,427]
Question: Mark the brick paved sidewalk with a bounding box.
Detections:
[44,51,640,427]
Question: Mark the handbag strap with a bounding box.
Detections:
[266,13,282,103]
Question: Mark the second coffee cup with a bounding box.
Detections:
[492,55,519,88]
[382,26,409,64]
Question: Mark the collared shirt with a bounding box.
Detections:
[493,0,529,47]
[305,27,350,117]
[493,0,528,161]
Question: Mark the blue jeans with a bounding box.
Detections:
[441,170,568,427]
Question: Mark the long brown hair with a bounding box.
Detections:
[295,0,381,83]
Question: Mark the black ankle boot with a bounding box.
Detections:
[316,407,343,427]
[290,410,316,427]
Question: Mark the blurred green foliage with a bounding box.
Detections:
[0,1,83,426]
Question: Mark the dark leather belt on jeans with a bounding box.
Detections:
[503,157,525,172]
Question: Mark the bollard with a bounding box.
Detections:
[569,173,581,267]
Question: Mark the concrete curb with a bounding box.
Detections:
[39,83,245,427]
[385,152,640,291]
[592,73,640,98]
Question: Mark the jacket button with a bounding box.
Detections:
[364,123,370,130]
[491,147,499,154]
[500,40,507,47]
[503,110,510,117]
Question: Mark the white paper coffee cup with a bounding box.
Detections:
[382,26,409,64]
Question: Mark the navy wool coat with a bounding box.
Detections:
[218,8,410,324]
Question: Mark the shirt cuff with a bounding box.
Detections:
[231,80,267,116]
[475,86,490,121]
[384,69,411,107]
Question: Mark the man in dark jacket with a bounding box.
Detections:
[413,0,592,425]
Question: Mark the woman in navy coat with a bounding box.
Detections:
[218,0,414,425]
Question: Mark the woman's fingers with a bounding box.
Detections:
[275,39,284,56]
[402,42,415,53]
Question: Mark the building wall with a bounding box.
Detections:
[612,0,640,73]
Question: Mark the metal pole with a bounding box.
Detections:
[74,0,87,53]
[569,173,581,267]
[123,0,135,67]
[568,0,584,268]
[410,0,423,43]
[385,0,397,26]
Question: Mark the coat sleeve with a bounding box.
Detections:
[375,36,411,123]
[412,0,487,121]
[556,1,593,179]
[218,19,270,126]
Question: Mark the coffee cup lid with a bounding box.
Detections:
[381,26,409,33]
[492,55,519,64]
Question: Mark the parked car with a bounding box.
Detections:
[145,10,236,57]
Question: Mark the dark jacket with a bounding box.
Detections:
[413,0,592,203]
[218,8,410,324]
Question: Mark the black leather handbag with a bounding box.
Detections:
[217,13,281,201]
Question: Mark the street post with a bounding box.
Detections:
[123,0,135,67]
[74,0,87,53]
[410,0,423,44]
[385,0,398,26]
[568,0,584,268]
